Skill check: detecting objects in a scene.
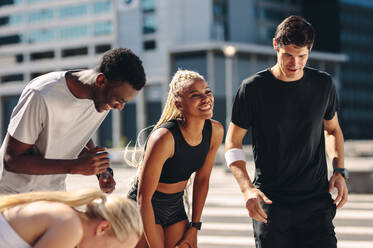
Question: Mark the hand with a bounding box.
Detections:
[71,147,110,175]
[78,146,90,157]
[175,226,198,248]
[99,171,116,193]
[329,173,348,208]
[245,188,272,223]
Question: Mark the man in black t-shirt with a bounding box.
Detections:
[225,15,348,248]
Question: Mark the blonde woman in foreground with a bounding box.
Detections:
[0,189,142,248]
[126,69,224,248]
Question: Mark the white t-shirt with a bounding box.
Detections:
[0,214,32,248]
[0,71,108,193]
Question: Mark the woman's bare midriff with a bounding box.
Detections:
[156,180,188,194]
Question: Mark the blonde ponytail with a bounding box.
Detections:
[0,189,103,212]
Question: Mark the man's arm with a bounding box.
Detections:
[225,122,272,223]
[324,113,348,208]
[3,134,109,175]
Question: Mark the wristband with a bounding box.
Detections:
[224,148,246,168]
[96,167,114,180]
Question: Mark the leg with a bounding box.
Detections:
[164,219,189,248]
[253,220,294,248]
[135,234,148,248]
[295,202,337,248]
[253,202,295,248]
[136,224,165,248]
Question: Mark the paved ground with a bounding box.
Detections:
[66,165,373,248]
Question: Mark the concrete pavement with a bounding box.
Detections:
[66,166,373,248]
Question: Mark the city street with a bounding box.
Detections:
[67,166,373,248]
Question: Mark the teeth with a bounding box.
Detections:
[200,105,211,110]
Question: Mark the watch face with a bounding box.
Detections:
[344,169,349,179]
[334,168,349,179]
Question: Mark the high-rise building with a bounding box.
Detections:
[338,0,373,139]
[0,0,119,147]
[0,0,347,147]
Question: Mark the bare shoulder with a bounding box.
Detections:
[23,202,84,247]
[210,119,224,147]
[147,127,174,148]
[145,127,175,159]
[210,119,224,132]
[29,201,83,234]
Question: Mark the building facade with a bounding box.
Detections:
[0,0,347,148]
[338,0,373,139]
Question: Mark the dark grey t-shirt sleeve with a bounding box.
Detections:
[324,78,339,120]
[231,82,253,129]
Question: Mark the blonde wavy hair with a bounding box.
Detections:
[0,189,142,243]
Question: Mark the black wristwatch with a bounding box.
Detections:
[189,222,202,230]
[96,167,114,180]
[333,168,349,180]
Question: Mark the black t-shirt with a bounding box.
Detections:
[231,67,339,204]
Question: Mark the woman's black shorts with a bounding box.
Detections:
[128,180,188,228]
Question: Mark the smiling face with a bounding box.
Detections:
[273,39,310,81]
[176,79,214,120]
[93,74,139,113]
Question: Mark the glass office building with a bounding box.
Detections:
[339,0,373,139]
[0,0,347,147]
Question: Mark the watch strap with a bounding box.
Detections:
[189,222,202,230]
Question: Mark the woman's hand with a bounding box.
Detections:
[175,226,198,248]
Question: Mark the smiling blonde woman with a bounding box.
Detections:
[126,69,224,248]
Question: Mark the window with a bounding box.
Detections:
[143,14,156,34]
[2,95,20,140]
[0,14,22,26]
[121,103,137,145]
[95,44,111,54]
[93,21,112,36]
[142,0,155,12]
[60,25,89,40]
[59,4,88,19]
[30,50,54,60]
[28,9,54,23]
[27,0,49,3]
[0,0,22,7]
[0,34,22,46]
[143,40,156,50]
[212,0,227,40]
[16,54,23,63]
[98,111,113,147]
[30,71,48,79]
[1,73,23,83]
[145,84,162,126]
[28,29,55,43]
[93,1,112,14]
[62,47,88,57]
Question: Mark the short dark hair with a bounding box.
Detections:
[97,48,146,90]
[274,15,315,49]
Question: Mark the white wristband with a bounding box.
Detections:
[224,148,246,168]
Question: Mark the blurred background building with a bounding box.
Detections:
[0,0,372,148]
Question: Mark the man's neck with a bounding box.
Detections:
[270,65,304,82]
[65,70,96,99]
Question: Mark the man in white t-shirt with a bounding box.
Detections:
[0,48,146,194]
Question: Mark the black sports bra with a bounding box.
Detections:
[158,119,212,183]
